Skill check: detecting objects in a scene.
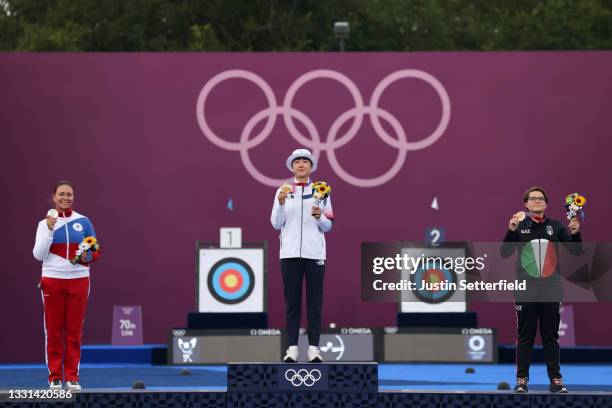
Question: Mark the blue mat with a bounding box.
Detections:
[1,363,611,391]
[378,363,612,391]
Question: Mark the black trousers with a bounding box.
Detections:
[281,258,325,347]
[515,302,562,380]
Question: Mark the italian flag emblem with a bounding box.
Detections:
[521,239,557,278]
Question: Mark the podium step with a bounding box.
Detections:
[228,362,377,392]
[81,344,167,364]
[227,363,378,407]
[227,392,379,407]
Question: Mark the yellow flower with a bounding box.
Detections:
[574,196,586,206]
[313,181,331,192]
[85,236,97,246]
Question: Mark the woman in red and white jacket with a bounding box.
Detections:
[33,181,100,391]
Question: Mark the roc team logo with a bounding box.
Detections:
[521,239,558,278]
[207,257,255,304]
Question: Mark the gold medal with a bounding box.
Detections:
[280,183,291,194]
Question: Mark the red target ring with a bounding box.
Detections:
[219,269,243,293]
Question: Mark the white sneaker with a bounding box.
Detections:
[283,346,298,363]
[308,346,322,363]
[49,379,62,390]
[65,381,81,391]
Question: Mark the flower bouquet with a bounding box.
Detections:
[565,193,586,220]
[70,236,100,265]
[311,181,331,208]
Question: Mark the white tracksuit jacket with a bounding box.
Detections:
[270,180,334,260]
[33,210,97,279]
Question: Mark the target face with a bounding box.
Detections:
[411,261,457,304]
[207,257,255,304]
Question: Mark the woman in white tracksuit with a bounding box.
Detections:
[271,149,334,363]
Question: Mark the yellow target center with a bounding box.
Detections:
[224,275,238,288]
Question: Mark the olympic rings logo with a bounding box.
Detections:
[284,368,322,387]
[196,69,451,187]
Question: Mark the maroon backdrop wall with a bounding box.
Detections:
[1,52,611,362]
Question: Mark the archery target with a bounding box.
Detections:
[411,262,457,304]
[400,247,467,313]
[199,248,264,312]
[208,258,254,304]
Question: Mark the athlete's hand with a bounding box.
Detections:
[568,219,580,235]
[278,191,288,205]
[509,213,521,231]
[46,216,57,231]
[312,206,321,219]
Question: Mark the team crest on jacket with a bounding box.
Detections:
[546,225,554,236]
[72,223,83,232]
[520,229,531,234]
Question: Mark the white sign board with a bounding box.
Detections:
[198,248,264,312]
[220,227,242,248]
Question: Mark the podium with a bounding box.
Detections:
[227,362,378,407]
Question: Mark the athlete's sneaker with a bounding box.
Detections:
[49,379,62,390]
[65,381,82,391]
[283,346,298,363]
[513,377,528,393]
[308,346,323,363]
[549,378,568,393]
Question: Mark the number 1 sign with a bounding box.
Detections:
[220,227,242,248]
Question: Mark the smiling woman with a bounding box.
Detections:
[52,181,74,212]
[32,180,101,392]
[271,148,335,363]
[502,185,582,394]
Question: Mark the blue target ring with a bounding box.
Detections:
[411,259,457,304]
[207,257,255,304]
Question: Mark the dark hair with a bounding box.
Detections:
[523,186,547,203]
[54,180,74,194]
[292,157,312,167]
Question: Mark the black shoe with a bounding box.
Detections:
[513,378,528,393]
[550,378,568,393]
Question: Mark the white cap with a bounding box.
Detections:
[286,148,317,172]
